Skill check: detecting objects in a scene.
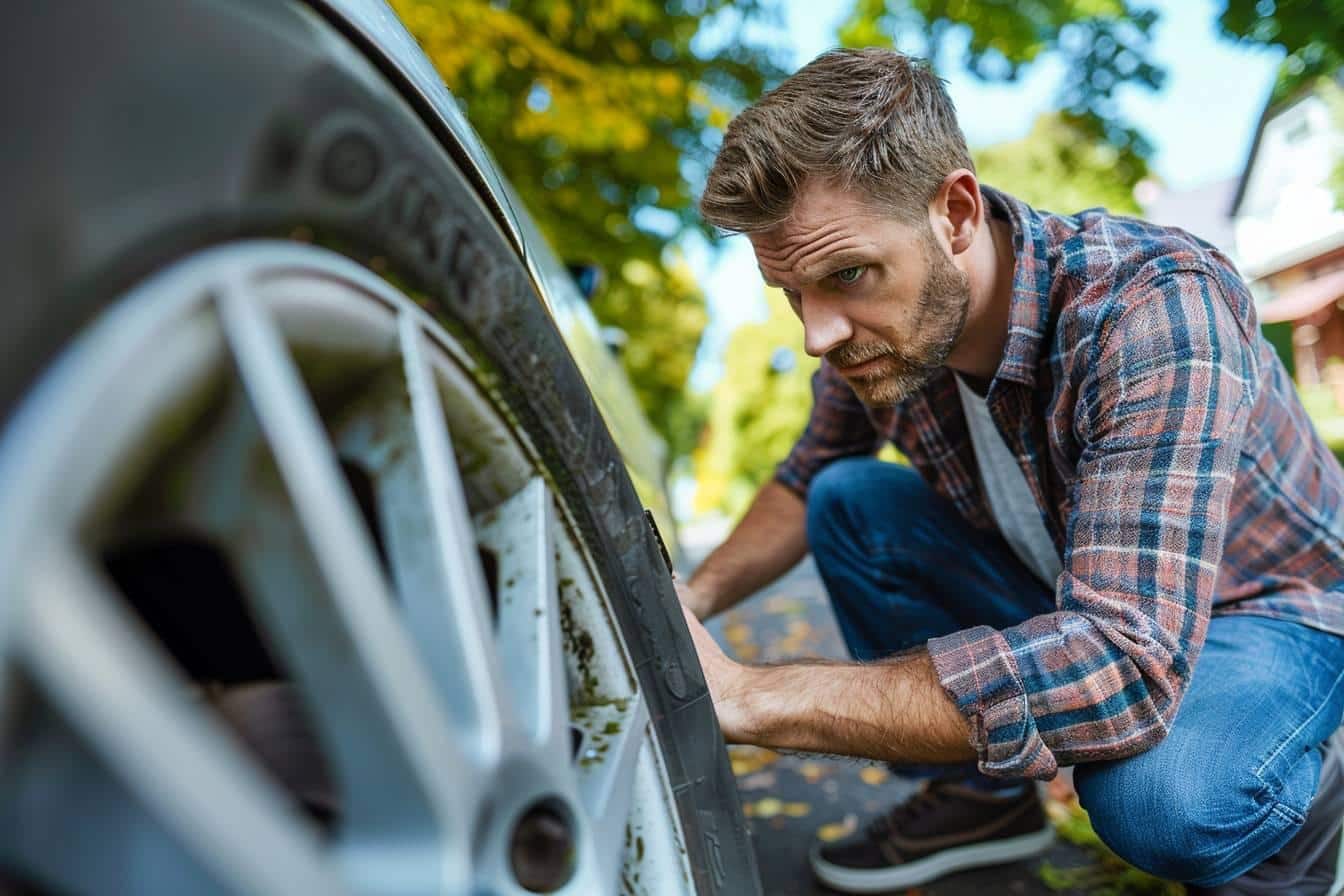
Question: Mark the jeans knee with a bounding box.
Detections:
[1075,753,1294,885]
[806,458,866,537]
[805,459,925,561]
[1076,760,1209,881]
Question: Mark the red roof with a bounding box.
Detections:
[1258,268,1344,323]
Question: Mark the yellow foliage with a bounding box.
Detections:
[387,0,780,461]
[391,0,691,156]
[694,288,820,518]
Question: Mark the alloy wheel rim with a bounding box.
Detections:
[0,241,694,895]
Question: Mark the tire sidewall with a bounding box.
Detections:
[0,2,758,892]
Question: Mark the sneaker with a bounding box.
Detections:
[809,779,1055,893]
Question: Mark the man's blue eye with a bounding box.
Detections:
[837,266,865,284]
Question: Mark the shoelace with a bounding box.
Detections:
[865,781,950,839]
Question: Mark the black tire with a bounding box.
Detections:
[0,2,760,894]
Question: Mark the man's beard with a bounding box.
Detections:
[826,233,970,407]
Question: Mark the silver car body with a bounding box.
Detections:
[307,0,678,556]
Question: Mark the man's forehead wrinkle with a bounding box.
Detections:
[754,221,864,281]
[794,230,868,279]
[756,248,867,290]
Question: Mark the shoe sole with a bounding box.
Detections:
[810,826,1056,893]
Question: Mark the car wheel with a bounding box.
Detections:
[0,3,759,895]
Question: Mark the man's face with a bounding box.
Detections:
[750,182,970,406]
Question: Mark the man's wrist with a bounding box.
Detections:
[717,663,774,743]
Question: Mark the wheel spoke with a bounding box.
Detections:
[385,312,508,757]
[575,695,651,887]
[16,544,346,896]
[214,283,471,890]
[327,312,511,764]
[474,477,569,759]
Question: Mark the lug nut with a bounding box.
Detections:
[510,802,575,892]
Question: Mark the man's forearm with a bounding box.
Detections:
[687,479,809,618]
[726,651,976,764]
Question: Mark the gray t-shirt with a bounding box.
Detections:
[955,374,1063,588]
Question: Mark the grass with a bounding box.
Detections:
[1037,797,1186,896]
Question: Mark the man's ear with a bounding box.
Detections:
[928,169,982,257]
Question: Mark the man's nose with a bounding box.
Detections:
[801,295,853,358]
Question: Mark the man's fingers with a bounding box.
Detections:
[680,602,718,660]
[680,601,706,641]
[678,601,750,742]
[674,579,709,620]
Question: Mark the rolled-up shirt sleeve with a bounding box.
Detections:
[928,270,1256,779]
[775,361,886,498]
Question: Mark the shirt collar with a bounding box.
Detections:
[979,185,1055,389]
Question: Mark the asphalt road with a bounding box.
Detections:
[690,549,1112,896]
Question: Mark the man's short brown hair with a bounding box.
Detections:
[699,48,974,234]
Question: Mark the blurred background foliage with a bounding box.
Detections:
[1319,76,1344,203]
[692,294,819,517]
[389,0,786,462]
[975,113,1147,214]
[393,0,1343,519]
[1218,0,1343,102]
[838,0,1165,174]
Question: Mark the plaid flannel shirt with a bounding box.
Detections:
[776,186,1344,780]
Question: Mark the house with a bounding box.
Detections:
[1230,76,1344,398]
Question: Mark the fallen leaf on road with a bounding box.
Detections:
[763,595,808,616]
[858,766,889,786]
[769,619,814,657]
[797,762,828,783]
[752,798,783,819]
[729,746,780,777]
[733,643,760,662]
[723,623,752,646]
[815,814,857,842]
[783,802,811,817]
[738,771,777,791]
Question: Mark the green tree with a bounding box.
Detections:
[390,0,785,460]
[1327,79,1344,206]
[838,0,1165,171]
[694,293,818,519]
[601,254,712,460]
[1217,0,1344,100]
[839,1,1344,157]
[974,113,1148,215]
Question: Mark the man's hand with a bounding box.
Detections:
[679,605,975,763]
[679,604,757,742]
[673,578,712,621]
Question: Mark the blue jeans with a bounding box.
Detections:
[807,458,1344,886]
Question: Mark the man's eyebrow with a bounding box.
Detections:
[758,250,874,289]
[810,250,872,278]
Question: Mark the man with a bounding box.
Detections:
[678,48,1344,894]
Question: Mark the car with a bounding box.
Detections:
[0,2,760,893]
